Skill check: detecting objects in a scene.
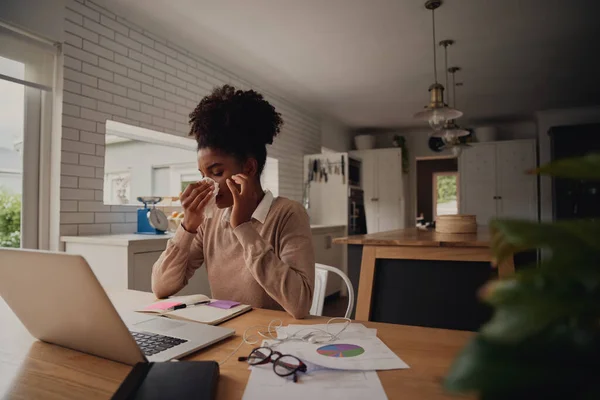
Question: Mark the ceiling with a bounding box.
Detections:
[101,0,600,128]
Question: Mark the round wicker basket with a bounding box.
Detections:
[436,214,477,234]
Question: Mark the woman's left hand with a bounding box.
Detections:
[226,174,261,228]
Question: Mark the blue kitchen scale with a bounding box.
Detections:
[136,197,169,235]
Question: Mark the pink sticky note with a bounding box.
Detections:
[145,301,181,311]
[208,300,240,309]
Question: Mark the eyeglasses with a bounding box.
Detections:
[238,347,307,383]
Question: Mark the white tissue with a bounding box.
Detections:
[200,177,219,218]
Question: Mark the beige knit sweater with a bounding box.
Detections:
[151,196,315,319]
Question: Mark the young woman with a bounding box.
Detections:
[151,85,315,319]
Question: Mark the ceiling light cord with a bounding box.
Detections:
[432,8,438,84]
[452,71,457,108]
[444,44,449,103]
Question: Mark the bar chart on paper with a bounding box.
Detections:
[317,344,365,358]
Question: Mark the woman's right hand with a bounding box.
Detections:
[179,181,214,233]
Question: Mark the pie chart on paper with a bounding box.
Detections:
[316,344,365,358]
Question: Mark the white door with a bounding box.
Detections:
[496,140,537,221]
[377,149,404,232]
[358,151,379,234]
[460,143,498,225]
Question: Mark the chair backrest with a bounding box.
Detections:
[310,264,355,319]
[309,267,329,317]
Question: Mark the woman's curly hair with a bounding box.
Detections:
[189,85,283,175]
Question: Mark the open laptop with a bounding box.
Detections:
[0,248,235,365]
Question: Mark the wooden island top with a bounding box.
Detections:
[333,227,491,248]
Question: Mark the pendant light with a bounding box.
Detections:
[414,0,462,131]
[432,41,469,141]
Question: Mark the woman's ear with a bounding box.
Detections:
[243,158,259,177]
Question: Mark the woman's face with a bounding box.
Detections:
[197,147,245,208]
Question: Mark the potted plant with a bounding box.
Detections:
[444,153,600,400]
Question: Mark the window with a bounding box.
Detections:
[261,157,279,197]
[433,172,459,219]
[0,25,58,249]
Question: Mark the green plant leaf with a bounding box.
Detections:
[532,153,600,180]
[490,219,600,266]
[445,336,600,395]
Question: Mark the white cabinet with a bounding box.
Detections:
[350,149,406,233]
[459,139,537,225]
[61,234,211,295]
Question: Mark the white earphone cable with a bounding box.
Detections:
[218,317,352,365]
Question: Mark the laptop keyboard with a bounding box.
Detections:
[130,331,188,356]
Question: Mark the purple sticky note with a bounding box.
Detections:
[208,300,240,309]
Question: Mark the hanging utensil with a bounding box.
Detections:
[341,155,346,184]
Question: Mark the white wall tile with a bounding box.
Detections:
[80,107,111,123]
[97,101,126,117]
[100,16,126,34]
[127,88,153,105]
[83,40,113,60]
[61,163,96,178]
[141,83,165,98]
[65,20,99,43]
[67,1,100,21]
[79,177,104,189]
[61,151,79,165]
[65,43,99,65]
[128,69,153,85]
[82,84,113,102]
[61,212,94,224]
[110,223,137,234]
[115,32,141,52]
[65,8,83,25]
[61,175,79,188]
[114,73,141,90]
[64,80,82,94]
[98,79,126,96]
[79,154,105,167]
[78,223,110,235]
[99,36,128,56]
[64,91,97,109]
[113,94,140,111]
[128,49,154,66]
[96,212,125,223]
[114,53,141,71]
[64,55,82,71]
[82,62,113,82]
[129,30,154,47]
[142,45,165,62]
[64,68,98,87]
[83,17,114,39]
[78,201,111,212]
[79,131,105,145]
[61,188,96,200]
[63,115,97,132]
[63,103,80,117]
[60,224,79,236]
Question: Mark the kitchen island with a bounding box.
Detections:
[333,227,515,331]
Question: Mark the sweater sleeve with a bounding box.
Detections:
[151,223,205,298]
[232,203,315,319]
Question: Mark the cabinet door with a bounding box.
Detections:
[460,143,497,225]
[496,140,537,221]
[132,251,163,292]
[360,151,379,233]
[377,149,404,232]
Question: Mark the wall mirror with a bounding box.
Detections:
[103,120,279,205]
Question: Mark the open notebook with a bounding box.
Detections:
[136,294,252,325]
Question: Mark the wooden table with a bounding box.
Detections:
[334,227,514,326]
[0,290,473,399]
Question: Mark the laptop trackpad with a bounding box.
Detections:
[133,317,186,332]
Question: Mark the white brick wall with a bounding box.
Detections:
[60,0,322,236]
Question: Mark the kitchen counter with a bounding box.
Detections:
[334,227,515,331]
[61,233,174,247]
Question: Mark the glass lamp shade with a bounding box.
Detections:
[414,106,463,131]
[451,145,463,157]
[432,127,470,140]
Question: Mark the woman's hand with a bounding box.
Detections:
[180,181,214,233]
[226,174,262,229]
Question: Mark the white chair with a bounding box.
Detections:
[310,263,355,319]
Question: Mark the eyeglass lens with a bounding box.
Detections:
[274,355,302,376]
[247,348,271,365]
